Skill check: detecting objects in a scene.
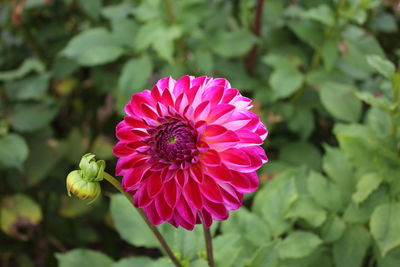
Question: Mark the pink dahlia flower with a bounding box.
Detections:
[113,76,268,230]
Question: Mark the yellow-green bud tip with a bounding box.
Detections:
[66,170,101,201]
[66,153,105,202]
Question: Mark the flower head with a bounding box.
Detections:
[66,153,105,201]
[113,76,268,230]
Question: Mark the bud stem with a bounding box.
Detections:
[202,223,215,267]
[103,172,182,267]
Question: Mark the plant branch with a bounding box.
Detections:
[163,0,175,24]
[202,224,215,267]
[246,0,265,75]
[103,172,182,267]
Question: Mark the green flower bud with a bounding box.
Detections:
[66,153,105,201]
[66,170,101,201]
[78,153,105,182]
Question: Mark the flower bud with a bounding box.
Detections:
[66,170,101,201]
[66,153,105,201]
[78,153,105,182]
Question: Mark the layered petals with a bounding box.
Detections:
[114,75,268,230]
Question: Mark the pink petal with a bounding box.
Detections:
[134,182,153,208]
[194,101,211,120]
[173,75,191,96]
[200,209,213,227]
[155,194,173,221]
[189,163,204,183]
[199,175,223,203]
[200,149,221,166]
[203,198,228,220]
[122,166,149,191]
[144,202,162,225]
[205,164,231,182]
[141,103,159,120]
[219,148,251,168]
[113,142,134,157]
[176,195,196,225]
[147,172,163,197]
[235,130,263,145]
[206,104,235,123]
[184,179,203,209]
[161,87,174,107]
[202,86,224,106]
[164,179,180,208]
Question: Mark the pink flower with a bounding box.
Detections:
[113,76,268,230]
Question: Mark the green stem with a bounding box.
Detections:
[162,0,175,24]
[202,224,215,267]
[391,76,399,137]
[103,173,182,267]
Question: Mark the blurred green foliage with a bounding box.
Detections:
[0,0,400,266]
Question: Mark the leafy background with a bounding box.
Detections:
[1,0,400,266]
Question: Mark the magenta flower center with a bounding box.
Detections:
[146,119,198,163]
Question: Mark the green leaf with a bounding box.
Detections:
[56,249,114,267]
[253,170,298,237]
[269,68,304,100]
[212,29,258,58]
[278,231,322,259]
[116,55,153,112]
[352,173,383,204]
[213,234,242,267]
[319,82,362,122]
[109,194,158,248]
[152,26,181,62]
[280,142,321,170]
[333,226,371,267]
[344,186,390,224]
[321,39,338,71]
[134,21,164,51]
[0,134,29,169]
[1,194,42,240]
[247,241,279,267]
[77,0,102,20]
[111,18,138,48]
[101,3,132,19]
[23,130,62,185]
[322,145,355,196]
[113,257,173,267]
[288,20,323,48]
[11,100,59,132]
[0,58,45,81]
[158,224,206,261]
[5,73,50,100]
[287,107,314,140]
[62,28,124,66]
[321,216,345,243]
[285,195,327,227]
[366,55,395,78]
[370,203,400,257]
[221,207,271,247]
[307,171,345,212]
[303,5,335,26]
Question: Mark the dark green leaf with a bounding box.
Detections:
[370,203,400,257]
[62,28,124,66]
[0,134,29,169]
[319,82,362,122]
[333,226,371,267]
[278,231,322,259]
[56,249,114,267]
[212,29,258,58]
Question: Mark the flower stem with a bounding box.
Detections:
[202,224,215,267]
[103,172,182,267]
